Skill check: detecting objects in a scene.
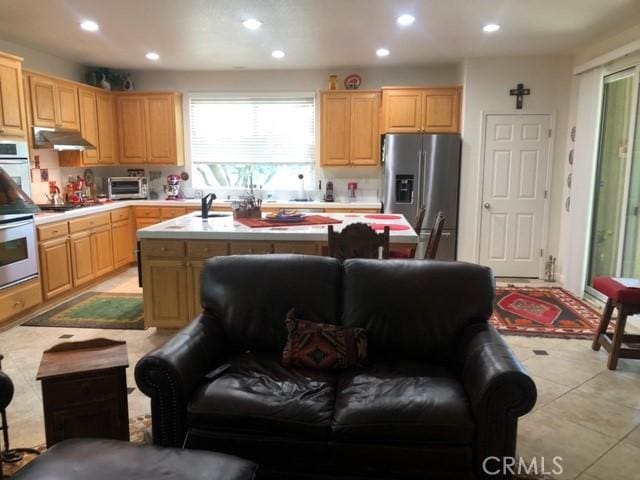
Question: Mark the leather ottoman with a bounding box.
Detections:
[10,438,257,480]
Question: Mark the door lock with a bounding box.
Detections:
[483,203,491,209]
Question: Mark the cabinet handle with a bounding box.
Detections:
[52,230,58,235]
[13,300,23,308]
[248,249,253,254]
[0,128,5,134]
[160,247,167,252]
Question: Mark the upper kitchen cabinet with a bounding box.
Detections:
[320,90,380,167]
[59,87,118,166]
[116,92,184,165]
[28,73,80,130]
[381,87,461,134]
[96,92,118,164]
[0,52,27,139]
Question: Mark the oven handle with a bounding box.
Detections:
[0,219,33,229]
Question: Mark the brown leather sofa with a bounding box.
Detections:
[136,255,537,479]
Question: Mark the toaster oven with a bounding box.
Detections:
[106,177,149,200]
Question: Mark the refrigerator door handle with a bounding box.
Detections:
[416,148,423,208]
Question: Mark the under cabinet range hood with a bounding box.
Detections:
[33,127,96,151]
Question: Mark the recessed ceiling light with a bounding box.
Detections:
[376,48,390,57]
[80,20,99,32]
[271,50,285,59]
[483,23,501,33]
[145,52,160,61]
[242,18,262,30]
[397,14,415,26]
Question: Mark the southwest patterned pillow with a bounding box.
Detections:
[282,309,368,369]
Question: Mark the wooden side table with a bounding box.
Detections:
[36,338,129,447]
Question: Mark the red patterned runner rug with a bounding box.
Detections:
[491,287,612,339]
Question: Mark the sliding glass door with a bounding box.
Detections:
[587,68,640,293]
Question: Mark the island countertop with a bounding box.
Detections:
[137,212,418,244]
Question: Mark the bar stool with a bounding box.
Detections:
[591,277,640,370]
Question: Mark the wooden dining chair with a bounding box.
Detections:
[424,211,446,260]
[328,223,390,261]
[389,207,425,259]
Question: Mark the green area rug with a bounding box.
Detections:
[23,292,144,330]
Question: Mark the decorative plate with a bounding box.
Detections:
[83,169,94,185]
[181,171,190,181]
[344,74,362,90]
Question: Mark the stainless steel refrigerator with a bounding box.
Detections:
[381,133,461,260]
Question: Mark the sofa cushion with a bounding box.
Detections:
[187,352,337,440]
[332,361,474,445]
[200,254,342,353]
[282,309,368,369]
[341,259,495,361]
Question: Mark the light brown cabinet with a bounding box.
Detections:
[142,255,189,328]
[0,278,42,326]
[116,93,184,165]
[69,231,95,286]
[28,74,80,130]
[38,231,73,300]
[92,225,114,277]
[112,211,135,269]
[381,87,461,133]
[96,92,118,164]
[78,88,99,165]
[320,90,380,166]
[0,52,27,138]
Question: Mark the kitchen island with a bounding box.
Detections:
[137,212,417,328]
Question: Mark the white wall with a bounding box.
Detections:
[458,56,574,278]
[0,38,85,81]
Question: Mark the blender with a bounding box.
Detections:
[164,174,184,200]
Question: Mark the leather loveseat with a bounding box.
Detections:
[136,255,536,479]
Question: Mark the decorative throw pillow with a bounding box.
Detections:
[282,309,367,369]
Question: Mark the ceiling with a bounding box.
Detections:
[1,0,639,71]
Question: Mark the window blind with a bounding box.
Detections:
[189,96,316,165]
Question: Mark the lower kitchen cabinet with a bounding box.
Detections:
[142,258,189,328]
[92,225,114,277]
[39,237,73,299]
[112,219,134,268]
[187,259,205,320]
[0,278,43,325]
[70,231,95,286]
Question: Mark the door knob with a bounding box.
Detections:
[483,203,491,209]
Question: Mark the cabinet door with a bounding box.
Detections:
[92,225,114,277]
[320,93,350,166]
[39,238,73,299]
[112,219,134,269]
[136,217,160,230]
[96,92,117,164]
[145,94,177,164]
[78,89,99,165]
[422,88,461,133]
[0,57,27,138]
[70,231,95,286]
[116,96,147,164]
[29,75,57,127]
[142,258,189,328]
[187,259,205,320]
[349,92,380,165]
[56,82,80,130]
[381,89,422,133]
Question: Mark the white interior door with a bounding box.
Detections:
[479,114,551,277]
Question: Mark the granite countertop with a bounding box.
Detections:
[34,198,382,225]
[137,212,417,244]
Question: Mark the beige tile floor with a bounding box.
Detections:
[1,269,639,480]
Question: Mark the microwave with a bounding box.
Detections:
[106,177,149,200]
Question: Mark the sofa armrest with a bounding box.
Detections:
[135,314,226,447]
[455,323,537,478]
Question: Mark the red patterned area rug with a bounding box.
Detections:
[491,287,611,339]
